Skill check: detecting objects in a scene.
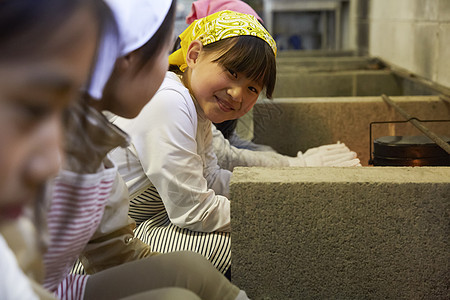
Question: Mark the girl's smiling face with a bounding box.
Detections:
[184,40,262,124]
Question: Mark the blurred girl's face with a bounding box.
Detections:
[0,5,98,223]
[100,29,174,119]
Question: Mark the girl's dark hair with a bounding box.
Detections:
[0,0,110,60]
[209,36,276,99]
[134,0,177,71]
[170,35,276,99]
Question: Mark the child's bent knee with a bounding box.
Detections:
[120,287,201,300]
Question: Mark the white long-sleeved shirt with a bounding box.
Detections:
[0,234,39,300]
[111,72,231,232]
[211,125,290,171]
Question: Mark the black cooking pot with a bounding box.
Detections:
[372,135,450,166]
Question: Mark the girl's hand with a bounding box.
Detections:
[287,142,361,167]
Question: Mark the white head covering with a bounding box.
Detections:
[87,0,173,99]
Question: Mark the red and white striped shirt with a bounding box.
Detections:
[43,163,117,300]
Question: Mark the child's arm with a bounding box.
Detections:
[129,87,231,233]
[79,171,159,274]
[211,125,290,171]
[57,104,157,275]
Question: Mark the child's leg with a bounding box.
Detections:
[84,251,243,300]
[119,287,200,300]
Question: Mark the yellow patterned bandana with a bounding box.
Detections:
[169,10,277,72]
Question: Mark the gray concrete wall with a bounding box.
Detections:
[369,0,450,89]
[349,0,369,55]
[252,96,450,166]
[273,56,447,98]
[277,49,357,58]
[276,56,377,73]
[273,70,403,98]
[230,167,450,299]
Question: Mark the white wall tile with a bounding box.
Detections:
[438,0,450,21]
[415,0,439,21]
[436,23,450,87]
[369,0,450,88]
[413,23,439,79]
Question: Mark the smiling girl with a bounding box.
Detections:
[109,10,276,277]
